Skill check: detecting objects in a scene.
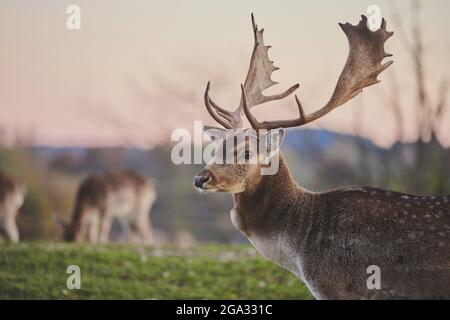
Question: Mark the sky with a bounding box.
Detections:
[0,0,449,148]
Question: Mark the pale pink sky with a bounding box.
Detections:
[0,0,449,148]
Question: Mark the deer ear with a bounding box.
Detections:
[203,125,227,140]
[262,128,285,158]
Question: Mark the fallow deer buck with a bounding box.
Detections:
[194,14,450,299]
[60,170,156,244]
[0,170,26,243]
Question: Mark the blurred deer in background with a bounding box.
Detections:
[0,171,26,243]
[194,14,450,299]
[59,170,156,244]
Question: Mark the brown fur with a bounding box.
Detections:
[65,170,156,244]
[197,153,450,299]
[196,14,448,299]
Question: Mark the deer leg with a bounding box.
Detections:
[117,218,130,242]
[87,211,100,244]
[136,213,152,245]
[98,213,112,244]
[4,218,19,244]
[128,220,139,243]
[74,209,92,243]
[127,217,150,244]
[134,191,154,245]
[0,200,20,243]
[78,224,89,243]
[0,215,9,242]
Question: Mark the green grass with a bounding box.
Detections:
[0,243,313,299]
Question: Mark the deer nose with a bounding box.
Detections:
[194,172,211,188]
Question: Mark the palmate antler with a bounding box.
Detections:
[205,14,299,129]
[205,14,393,131]
[242,15,394,130]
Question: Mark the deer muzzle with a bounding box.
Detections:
[194,171,212,188]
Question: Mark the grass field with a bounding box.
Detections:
[0,243,313,299]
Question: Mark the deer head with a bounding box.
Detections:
[194,14,393,193]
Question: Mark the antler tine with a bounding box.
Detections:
[258,83,300,104]
[205,82,246,128]
[243,15,394,131]
[208,97,233,121]
[241,84,258,129]
[251,13,258,43]
[239,13,299,112]
[242,84,308,130]
[204,14,299,129]
[204,82,233,129]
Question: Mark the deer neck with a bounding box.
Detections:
[231,153,310,274]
